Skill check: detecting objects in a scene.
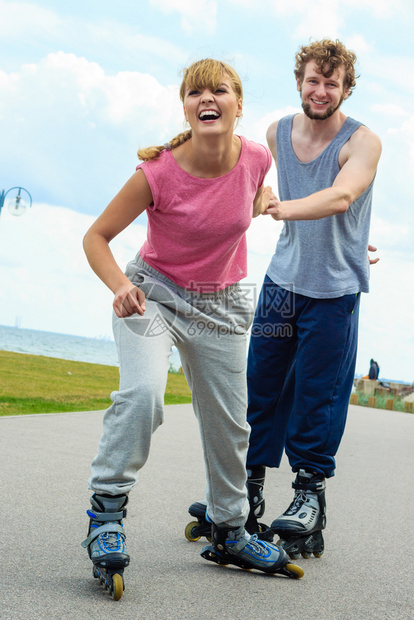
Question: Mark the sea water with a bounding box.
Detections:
[0,324,181,369]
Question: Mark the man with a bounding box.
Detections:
[245,39,382,559]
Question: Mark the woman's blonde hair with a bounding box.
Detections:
[138,58,243,162]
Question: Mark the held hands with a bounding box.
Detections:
[113,282,147,318]
[263,189,283,220]
[253,186,280,217]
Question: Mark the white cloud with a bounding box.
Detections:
[0,52,184,213]
[372,115,414,236]
[0,203,147,338]
[150,0,217,34]
[0,1,186,74]
[370,216,412,248]
[337,0,409,18]
[0,0,61,37]
[370,104,408,118]
[243,105,300,146]
[267,0,408,20]
[0,68,19,96]
[291,1,344,40]
[386,116,414,167]
[227,0,343,38]
[344,34,373,55]
[357,250,414,382]
[227,0,411,43]
[363,54,414,95]
[37,52,182,127]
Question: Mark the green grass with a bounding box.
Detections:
[0,350,192,416]
[355,390,408,413]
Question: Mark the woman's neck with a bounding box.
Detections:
[173,134,241,178]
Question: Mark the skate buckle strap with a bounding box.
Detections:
[292,478,325,493]
[226,532,252,553]
[81,523,125,548]
[86,509,127,522]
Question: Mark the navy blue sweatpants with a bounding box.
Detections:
[246,276,360,478]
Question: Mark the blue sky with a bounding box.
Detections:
[0,0,413,381]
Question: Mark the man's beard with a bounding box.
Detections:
[302,95,344,120]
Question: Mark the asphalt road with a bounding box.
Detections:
[1,403,413,620]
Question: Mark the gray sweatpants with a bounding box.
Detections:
[89,256,253,527]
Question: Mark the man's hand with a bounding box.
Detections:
[368,244,379,265]
[264,193,284,220]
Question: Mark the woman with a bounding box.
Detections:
[81,58,303,599]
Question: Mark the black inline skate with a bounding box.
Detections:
[81,493,130,600]
[245,466,274,541]
[201,524,304,578]
[271,469,326,560]
[185,501,212,542]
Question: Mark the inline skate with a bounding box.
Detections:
[245,465,274,541]
[201,524,304,578]
[185,501,212,542]
[271,469,326,559]
[81,493,130,600]
[185,472,274,544]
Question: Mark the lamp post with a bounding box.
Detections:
[0,186,32,218]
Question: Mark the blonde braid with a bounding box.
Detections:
[137,129,192,162]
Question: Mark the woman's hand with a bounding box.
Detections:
[253,185,278,217]
[113,283,147,318]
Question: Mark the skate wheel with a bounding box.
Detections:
[111,573,124,601]
[301,551,311,559]
[203,549,229,566]
[92,566,99,579]
[313,550,324,558]
[185,521,201,542]
[285,563,304,579]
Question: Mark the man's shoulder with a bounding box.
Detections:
[266,120,279,149]
[339,119,382,174]
[347,122,382,154]
[351,122,381,142]
[266,114,294,135]
[266,116,289,156]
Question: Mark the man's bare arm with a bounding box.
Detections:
[266,120,278,164]
[266,126,382,221]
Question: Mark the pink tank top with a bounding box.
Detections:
[137,136,271,291]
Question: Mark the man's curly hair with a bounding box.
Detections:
[294,39,359,97]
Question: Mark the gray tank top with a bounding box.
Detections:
[266,114,374,298]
